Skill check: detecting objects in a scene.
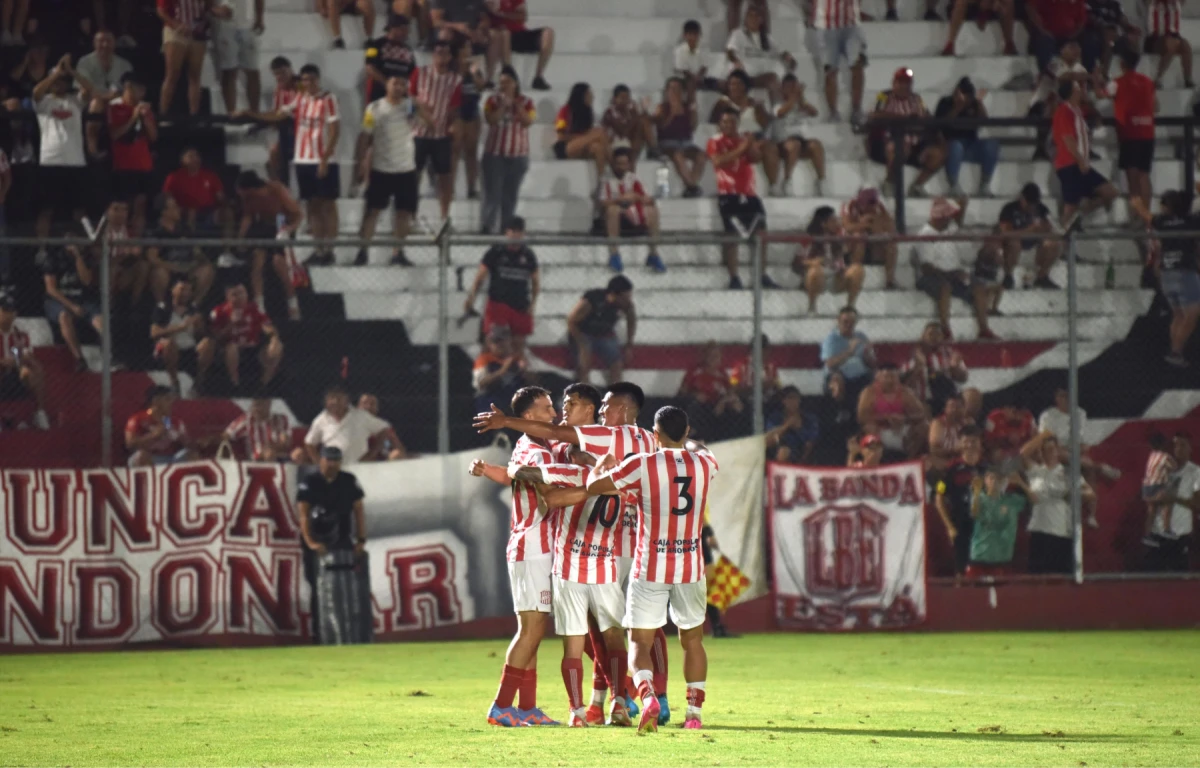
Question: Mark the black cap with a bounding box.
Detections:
[320,445,344,461]
[957,76,975,97]
[387,13,409,27]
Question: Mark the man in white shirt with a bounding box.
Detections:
[913,197,999,341]
[304,386,398,463]
[1146,432,1198,572]
[673,20,719,98]
[75,31,133,99]
[1037,387,1122,482]
[32,54,95,242]
[213,0,266,113]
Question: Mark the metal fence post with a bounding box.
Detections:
[891,123,907,234]
[1066,231,1083,584]
[437,232,451,455]
[100,236,113,467]
[751,233,765,436]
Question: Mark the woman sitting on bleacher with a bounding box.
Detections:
[724,3,794,102]
[553,82,610,180]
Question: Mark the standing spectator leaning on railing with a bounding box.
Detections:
[480,66,533,234]
[157,0,228,116]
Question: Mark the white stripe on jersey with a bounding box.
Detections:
[226,412,290,461]
[286,91,339,164]
[506,435,556,562]
[813,0,861,29]
[609,448,719,584]
[574,424,657,557]
[411,66,462,139]
[540,462,620,584]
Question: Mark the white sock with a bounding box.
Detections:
[571,705,587,720]
[633,669,655,706]
[590,689,606,707]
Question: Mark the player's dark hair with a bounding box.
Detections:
[782,72,799,86]
[270,56,292,70]
[960,424,983,440]
[654,406,689,442]
[612,147,633,161]
[499,65,521,94]
[1148,432,1169,451]
[608,382,645,413]
[1020,182,1042,204]
[564,383,603,417]
[236,170,266,190]
[145,384,173,405]
[511,386,551,418]
[779,385,801,400]
[607,275,633,295]
[324,384,349,399]
[566,82,594,133]
[839,305,857,317]
[807,205,836,235]
[683,19,701,34]
[612,83,630,98]
[1117,44,1140,72]
[717,105,739,122]
[506,215,526,232]
[666,75,686,92]
[300,63,321,78]
[1056,79,1075,102]
[727,69,751,91]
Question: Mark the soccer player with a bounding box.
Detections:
[585,406,717,732]
[467,386,559,727]
[475,381,674,725]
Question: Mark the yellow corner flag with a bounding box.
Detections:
[706,555,750,611]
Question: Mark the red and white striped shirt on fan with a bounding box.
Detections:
[506,435,558,562]
[539,462,621,584]
[873,90,927,150]
[483,93,535,156]
[409,66,462,139]
[609,448,719,584]
[272,79,301,114]
[156,0,208,34]
[706,133,757,197]
[575,424,657,558]
[812,0,861,29]
[601,173,649,227]
[0,326,30,364]
[901,346,967,403]
[1146,0,1181,36]
[1051,101,1088,171]
[225,411,291,461]
[284,91,339,164]
[1143,449,1176,488]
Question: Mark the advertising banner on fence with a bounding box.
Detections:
[769,461,927,631]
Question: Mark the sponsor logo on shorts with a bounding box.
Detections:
[540,590,552,605]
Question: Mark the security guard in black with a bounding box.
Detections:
[297,446,366,553]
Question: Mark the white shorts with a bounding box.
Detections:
[508,558,553,614]
[213,22,259,71]
[624,577,707,631]
[552,577,625,637]
[617,556,634,590]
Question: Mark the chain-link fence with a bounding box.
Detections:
[1,225,1197,579]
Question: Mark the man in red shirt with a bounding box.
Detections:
[1027,0,1098,75]
[1052,80,1117,229]
[706,108,775,290]
[730,333,781,403]
[1112,45,1156,211]
[162,147,226,231]
[491,0,554,90]
[104,71,157,234]
[207,283,284,392]
[678,342,743,438]
[984,402,1035,468]
[125,385,195,466]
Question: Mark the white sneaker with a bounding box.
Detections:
[814,178,824,197]
[33,410,50,430]
[781,178,794,197]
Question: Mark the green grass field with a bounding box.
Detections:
[2,631,1198,767]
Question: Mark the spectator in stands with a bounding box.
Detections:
[101,71,157,235]
[1131,191,1200,368]
[1145,432,1198,571]
[464,215,538,359]
[234,170,303,319]
[0,292,50,429]
[75,29,131,99]
[1144,0,1193,89]
[678,341,744,438]
[707,107,772,290]
[491,0,554,91]
[942,0,1017,57]
[11,34,51,96]
[411,40,462,222]
[936,77,999,198]
[207,282,284,392]
[902,321,978,420]
[566,275,635,385]
[882,0,944,21]
[162,147,226,236]
[730,333,781,404]
[33,54,92,243]
[1053,80,1118,229]
[158,0,227,116]
[264,57,299,185]
[841,186,899,289]
[104,199,151,306]
[472,325,531,413]
[1086,0,1140,78]
[151,278,214,396]
[846,432,883,468]
[125,385,195,466]
[304,384,398,463]
[654,77,706,200]
[480,65,534,234]
[996,183,1060,289]
[323,0,376,50]
[711,70,780,195]
[283,64,341,266]
[857,363,928,459]
[0,0,28,46]
[1113,45,1156,211]
[985,400,1036,470]
[356,392,411,460]
[1036,385,1120,483]
[771,74,825,196]
[809,371,858,465]
[1027,0,1098,77]
[393,0,432,46]
[914,197,1000,341]
[929,393,968,471]
[224,396,302,462]
[452,39,486,201]
[212,0,265,112]
[934,424,986,574]
[145,195,215,306]
[795,205,865,315]
[765,385,818,464]
[674,20,719,99]
[1027,38,1094,162]
[554,82,609,179]
[38,237,101,372]
[1018,429,1096,573]
[429,0,499,82]
[821,306,875,399]
[724,3,794,100]
[812,0,866,123]
[600,148,664,274]
[353,72,429,267]
[867,67,944,199]
[601,85,653,169]
[965,466,1026,578]
[366,14,417,105]
[724,0,767,44]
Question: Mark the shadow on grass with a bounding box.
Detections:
[701,725,1129,743]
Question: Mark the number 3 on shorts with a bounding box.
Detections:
[671,477,694,516]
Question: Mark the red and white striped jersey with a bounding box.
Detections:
[409,66,462,139]
[483,93,535,157]
[812,0,860,30]
[609,448,719,584]
[225,411,291,461]
[506,435,557,562]
[0,325,30,365]
[1143,449,1176,487]
[575,424,657,558]
[157,0,208,33]
[1146,0,1181,36]
[272,79,301,113]
[901,345,967,402]
[601,173,648,227]
[539,462,621,584]
[872,90,927,150]
[284,90,339,165]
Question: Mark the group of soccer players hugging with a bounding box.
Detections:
[469,381,718,731]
